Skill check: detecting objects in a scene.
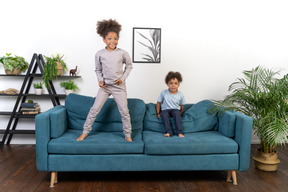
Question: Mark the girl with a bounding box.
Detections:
[77,19,133,142]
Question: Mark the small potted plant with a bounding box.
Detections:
[0,53,29,75]
[33,82,44,95]
[43,54,68,89]
[60,80,78,95]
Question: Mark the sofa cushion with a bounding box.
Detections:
[144,100,218,134]
[48,129,144,154]
[65,94,146,132]
[143,131,238,155]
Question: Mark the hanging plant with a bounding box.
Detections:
[43,54,67,89]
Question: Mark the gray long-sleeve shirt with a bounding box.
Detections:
[95,48,133,85]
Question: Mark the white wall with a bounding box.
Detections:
[1,0,288,144]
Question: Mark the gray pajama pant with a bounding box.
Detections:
[82,83,132,138]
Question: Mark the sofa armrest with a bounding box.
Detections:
[234,111,253,171]
[35,105,66,171]
[50,107,67,138]
[218,110,236,138]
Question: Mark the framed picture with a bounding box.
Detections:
[132,27,161,63]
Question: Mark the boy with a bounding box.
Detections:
[156,71,185,137]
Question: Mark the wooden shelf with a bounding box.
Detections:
[0,74,81,78]
[0,53,80,146]
[0,130,35,134]
[0,93,67,97]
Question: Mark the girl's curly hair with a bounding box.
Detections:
[96,19,122,38]
[165,71,183,84]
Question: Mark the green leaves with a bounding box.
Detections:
[0,53,29,72]
[137,29,160,62]
[43,56,58,89]
[33,82,43,89]
[43,54,67,89]
[210,66,288,153]
[60,80,78,91]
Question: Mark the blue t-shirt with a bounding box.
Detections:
[157,89,185,110]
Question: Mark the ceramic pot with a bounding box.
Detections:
[5,68,21,75]
[253,148,280,171]
[65,89,73,95]
[34,88,42,95]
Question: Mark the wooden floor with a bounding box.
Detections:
[0,145,287,192]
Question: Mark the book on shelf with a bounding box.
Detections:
[20,103,40,114]
[21,111,39,115]
[20,107,40,112]
[20,103,39,108]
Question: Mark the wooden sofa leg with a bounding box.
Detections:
[231,170,237,185]
[226,170,232,183]
[227,170,237,185]
[50,172,58,188]
[55,172,58,184]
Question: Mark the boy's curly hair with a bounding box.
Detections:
[165,71,183,84]
[96,19,122,38]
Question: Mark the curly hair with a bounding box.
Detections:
[165,71,183,84]
[96,19,122,38]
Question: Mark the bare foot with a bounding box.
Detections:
[178,134,185,137]
[164,133,171,137]
[77,133,88,141]
[125,137,133,142]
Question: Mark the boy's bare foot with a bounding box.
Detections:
[164,133,171,137]
[178,134,185,137]
[77,133,88,141]
[125,137,133,142]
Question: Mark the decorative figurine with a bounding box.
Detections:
[70,66,78,76]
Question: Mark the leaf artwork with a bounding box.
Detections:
[137,29,160,62]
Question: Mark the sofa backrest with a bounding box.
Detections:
[144,100,218,134]
[65,94,146,132]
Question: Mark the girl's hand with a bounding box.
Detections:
[157,114,161,118]
[114,78,122,85]
[99,81,106,88]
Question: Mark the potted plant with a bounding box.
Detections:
[209,66,288,171]
[60,80,78,95]
[33,82,44,95]
[43,54,67,89]
[0,53,29,75]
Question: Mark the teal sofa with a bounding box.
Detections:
[35,94,253,187]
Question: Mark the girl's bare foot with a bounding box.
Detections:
[77,133,88,141]
[178,134,185,137]
[125,137,133,142]
[164,133,171,137]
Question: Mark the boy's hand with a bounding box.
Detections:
[114,79,122,85]
[157,114,161,118]
[99,81,106,88]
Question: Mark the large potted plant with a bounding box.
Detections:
[0,53,29,75]
[209,66,288,171]
[43,54,67,89]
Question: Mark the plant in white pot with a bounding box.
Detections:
[0,53,29,75]
[60,80,78,95]
[33,82,44,95]
[209,66,288,171]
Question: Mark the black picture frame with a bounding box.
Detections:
[132,27,161,63]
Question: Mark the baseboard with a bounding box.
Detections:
[251,140,261,144]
